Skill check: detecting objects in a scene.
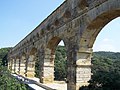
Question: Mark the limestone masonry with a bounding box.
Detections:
[8,0,120,90]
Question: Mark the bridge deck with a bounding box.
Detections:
[43,82,67,90]
[12,74,67,90]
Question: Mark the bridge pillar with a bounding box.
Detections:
[37,49,44,83]
[26,55,36,77]
[15,58,20,74]
[20,56,26,76]
[8,58,13,71]
[12,58,16,73]
[11,59,14,73]
[25,55,29,77]
[18,58,21,74]
[76,47,92,90]
[42,48,54,83]
[67,44,92,90]
[67,44,77,90]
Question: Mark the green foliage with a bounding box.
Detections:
[80,51,120,90]
[94,51,120,61]
[52,46,120,89]
[0,48,28,90]
[54,46,67,80]
[31,45,120,89]
[0,47,12,66]
[0,62,27,90]
[34,46,67,80]
[0,48,10,58]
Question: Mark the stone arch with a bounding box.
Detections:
[77,3,120,89]
[80,10,120,49]
[7,0,120,89]
[80,0,120,49]
[29,47,37,55]
[42,36,66,83]
[47,36,62,50]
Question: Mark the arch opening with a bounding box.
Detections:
[89,17,120,89]
[79,9,120,89]
[80,10,120,49]
[43,36,67,89]
[93,17,120,52]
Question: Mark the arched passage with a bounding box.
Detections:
[93,17,120,52]
[78,9,120,89]
[54,40,67,81]
[80,10,120,49]
[7,0,120,90]
[42,36,66,83]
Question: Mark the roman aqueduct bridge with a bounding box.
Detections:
[8,0,120,90]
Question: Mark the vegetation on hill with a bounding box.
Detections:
[35,46,120,90]
[91,52,120,90]
[0,48,28,90]
[54,47,120,90]
[0,47,11,66]
[82,52,120,90]
[1,46,120,90]
[54,46,67,80]
[93,51,120,61]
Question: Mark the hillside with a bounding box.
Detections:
[1,47,120,90]
[0,47,11,60]
[0,47,28,90]
[94,51,120,61]
[0,47,12,66]
[54,46,120,90]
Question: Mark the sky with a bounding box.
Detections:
[0,0,120,52]
[0,0,64,48]
[93,17,120,52]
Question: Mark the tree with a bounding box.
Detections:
[54,46,67,80]
[0,61,27,90]
[80,52,120,90]
[0,48,27,90]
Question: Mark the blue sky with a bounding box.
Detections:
[0,0,120,52]
[93,17,120,52]
[0,0,64,48]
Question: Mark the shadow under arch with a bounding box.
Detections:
[29,47,37,55]
[42,36,67,83]
[47,36,66,50]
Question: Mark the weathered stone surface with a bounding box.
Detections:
[8,0,120,90]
